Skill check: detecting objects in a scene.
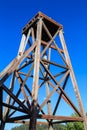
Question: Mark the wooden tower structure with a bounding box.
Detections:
[0,12,87,130]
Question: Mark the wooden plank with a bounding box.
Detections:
[14,121,48,125]
[18,34,26,56]
[2,103,26,113]
[42,21,67,65]
[0,87,2,121]
[41,28,60,57]
[0,42,37,88]
[0,58,17,78]
[48,80,71,105]
[2,85,29,114]
[39,68,69,110]
[9,42,37,75]
[32,18,42,102]
[59,29,87,130]
[29,18,42,130]
[18,28,31,58]
[16,69,34,108]
[22,12,62,34]
[44,53,53,130]
[17,59,33,71]
[38,114,83,121]
[42,58,67,69]
[3,72,16,121]
[6,115,29,122]
[52,74,69,116]
[41,60,81,116]
[41,40,64,53]
[31,27,35,44]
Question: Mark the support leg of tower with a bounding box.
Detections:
[59,29,87,130]
[29,17,42,130]
[0,122,5,130]
[29,101,38,130]
[0,87,5,130]
[44,52,54,130]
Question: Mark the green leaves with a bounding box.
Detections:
[12,124,66,130]
[66,122,84,130]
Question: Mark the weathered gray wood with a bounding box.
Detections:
[3,72,15,122]
[18,29,31,58]
[42,21,67,65]
[41,27,60,57]
[39,68,70,110]
[29,18,42,130]
[44,53,53,130]
[59,29,87,130]
[18,34,26,57]
[0,87,3,125]
[32,18,42,102]
[40,61,82,116]
[0,59,16,78]
[2,85,29,114]
[1,12,86,130]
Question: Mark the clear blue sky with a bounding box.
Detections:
[0,0,87,129]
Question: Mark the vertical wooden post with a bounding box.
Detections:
[46,82,53,130]
[18,29,31,59]
[0,87,2,121]
[59,29,87,130]
[0,87,2,129]
[18,34,26,58]
[0,87,5,130]
[29,18,42,130]
[44,50,53,130]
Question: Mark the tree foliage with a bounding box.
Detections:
[12,124,67,130]
[66,122,84,130]
[11,122,84,130]
[66,113,84,130]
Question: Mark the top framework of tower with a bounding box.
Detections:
[22,12,63,41]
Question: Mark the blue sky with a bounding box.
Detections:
[0,0,87,129]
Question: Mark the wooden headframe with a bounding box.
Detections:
[0,12,87,130]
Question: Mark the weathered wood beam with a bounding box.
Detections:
[40,60,81,116]
[39,66,69,110]
[29,18,42,130]
[42,58,68,69]
[52,74,69,116]
[48,81,71,106]
[38,114,83,122]
[59,29,87,130]
[0,87,2,121]
[2,103,26,113]
[41,28,60,57]
[18,28,32,57]
[17,59,33,71]
[41,40,64,53]
[0,42,37,87]
[14,121,48,125]
[42,21,67,65]
[2,85,29,114]
[6,115,29,122]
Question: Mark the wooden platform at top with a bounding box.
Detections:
[22,12,63,42]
